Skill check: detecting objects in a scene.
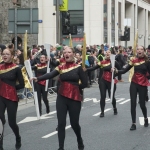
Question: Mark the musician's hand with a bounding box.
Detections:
[83,67,87,72]
[111,68,115,72]
[30,77,38,82]
[111,68,118,73]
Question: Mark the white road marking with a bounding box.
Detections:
[92,98,100,103]
[42,125,71,138]
[116,98,125,102]
[84,98,93,102]
[18,115,53,124]
[119,99,130,104]
[18,111,56,124]
[139,117,150,125]
[93,108,112,116]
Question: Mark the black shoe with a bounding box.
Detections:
[78,139,84,150]
[56,126,58,131]
[146,96,149,102]
[58,148,64,150]
[130,124,136,130]
[100,112,104,117]
[144,118,149,127]
[114,108,118,115]
[15,136,21,150]
[0,147,4,150]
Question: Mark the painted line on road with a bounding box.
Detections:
[42,125,71,138]
[139,117,150,125]
[93,108,112,116]
[84,98,93,102]
[116,98,125,102]
[119,99,130,104]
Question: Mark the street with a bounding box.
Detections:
[3,73,150,150]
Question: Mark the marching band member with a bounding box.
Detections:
[86,50,120,117]
[32,54,50,116]
[0,47,24,150]
[114,46,150,130]
[31,47,87,150]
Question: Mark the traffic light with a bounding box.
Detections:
[70,26,77,35]
[124,27,130,41]
[62,11,70,35]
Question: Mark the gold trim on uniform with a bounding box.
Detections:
[97,62,101,66]
[59,65,80,74]
[0,65,18,74]
[37,65,47,70]
[102,63,110,67]
[134,61,145,66]
[55,67,59,72]
[129,57,135,66]
[56,59,60,62]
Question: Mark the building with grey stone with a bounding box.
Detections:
[0,0,38,48]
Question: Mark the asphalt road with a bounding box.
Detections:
[3,73,150,150]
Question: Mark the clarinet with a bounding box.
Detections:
[33,49,42,59]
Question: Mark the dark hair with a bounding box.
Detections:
[75,52,81,56]
[27,50,31,59]
[3,48,15,56]
[7,43,14,49]
[17,53,24,65]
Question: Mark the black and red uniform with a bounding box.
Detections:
[87,59,120,116]
[0,62,24,149]
[37,61,87,150]
[32,63,50,115]
[116,57,150,126]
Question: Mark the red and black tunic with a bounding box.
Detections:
[37,62,87,101]
[87,59,121,83]
[0,62,24,101]
[32,63,47,86]
[57,57,66,65]
[117,57,150,86]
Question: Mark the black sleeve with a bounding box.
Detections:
[146,61,150,75]
[16,67,25,90]
[50,58,60,67]
[117,64,132,74]
[115,61,121,70]
[78,66,88,89]
[87,65,99,72]
[37,69,59,81]
[31,66,37,70]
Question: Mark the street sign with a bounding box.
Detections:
[38,20,43,23]
[59,0,68,11]
[8,8,38,34]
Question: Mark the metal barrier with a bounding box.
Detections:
[18,86,57,105]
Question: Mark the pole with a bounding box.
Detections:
[14,5,17,50]
[30,1,33,34]
[137,0,138,30]
[56,0,60,44]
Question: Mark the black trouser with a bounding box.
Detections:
[36,83,49,115]
[56,94,82,149]
[130,82,147,123]
[0,96,20,146]
[99,79,116,112]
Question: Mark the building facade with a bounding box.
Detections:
[0,0,150,47]
[0,0,38,47]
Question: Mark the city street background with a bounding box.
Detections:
[3,73,150,150]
